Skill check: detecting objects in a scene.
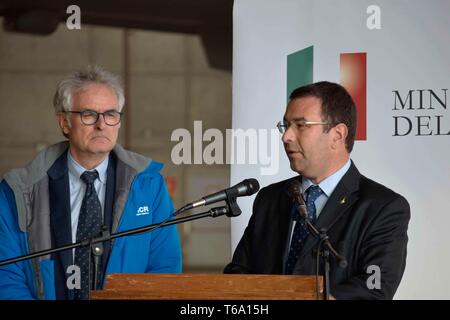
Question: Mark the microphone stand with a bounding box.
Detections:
[286,178,347,300]
[91,227,107,293]
[0,203,237,298]
[301,215,347,300]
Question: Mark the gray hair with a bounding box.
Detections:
[53,65,125,113]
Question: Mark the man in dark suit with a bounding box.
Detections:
[224,81,410,299]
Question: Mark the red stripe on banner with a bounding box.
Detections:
[340,53,367,140]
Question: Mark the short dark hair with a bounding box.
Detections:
[289,81,357,153]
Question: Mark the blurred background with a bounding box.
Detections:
[0,0,234,273]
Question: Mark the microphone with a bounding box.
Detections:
[287,180,308,220]
[176,178,260,215]
[287,179,348,269]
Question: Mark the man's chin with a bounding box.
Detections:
[291,162,300,173]
[289,162,304,175]
[88,142,115,154]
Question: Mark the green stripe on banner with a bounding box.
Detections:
[287,45,313,102]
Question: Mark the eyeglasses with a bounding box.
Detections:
[66,109,123,126]
[276,120,333,134]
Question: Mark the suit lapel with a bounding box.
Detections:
[48,150,73,298]
[100,153,116,277]
[297,162,361,261]
[279,180,296,272]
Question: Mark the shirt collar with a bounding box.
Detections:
[67,151,109,184]
[302,159,351,197]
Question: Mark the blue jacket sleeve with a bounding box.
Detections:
[146,175,182,273]
[0,181,37,299]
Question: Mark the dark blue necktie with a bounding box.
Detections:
[285,185,323,274]
[74,170,103,300]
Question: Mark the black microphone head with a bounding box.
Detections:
[243,178,260,195]
[287,179,302,199]
[287,179,307,219]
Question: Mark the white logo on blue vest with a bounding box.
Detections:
[136,206,150,216]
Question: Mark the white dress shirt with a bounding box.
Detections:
[67,152,109,245]
[288,159,352,248]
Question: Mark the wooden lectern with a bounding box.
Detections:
[90,273,323,300]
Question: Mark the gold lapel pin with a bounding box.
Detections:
[340,197,346,204]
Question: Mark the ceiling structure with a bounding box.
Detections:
[0,0,233,70]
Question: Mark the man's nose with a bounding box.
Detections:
[282,126,295,144]
[95,114,107,129]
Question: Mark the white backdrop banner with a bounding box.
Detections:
[231,0,450,299]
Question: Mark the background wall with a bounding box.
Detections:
[0,19,232,272]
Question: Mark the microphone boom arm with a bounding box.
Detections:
[0,205,232,268]
[288,180,347,300]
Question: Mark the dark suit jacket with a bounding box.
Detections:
[48,151,116,300]
[224,162,410,300]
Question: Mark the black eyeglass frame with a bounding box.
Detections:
[276,120,334,134]
[65,109,124,126]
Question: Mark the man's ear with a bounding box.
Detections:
[57,113,70,135]
[331,123,348,149]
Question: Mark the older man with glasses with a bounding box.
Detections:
[0,66,182,300]
[225,81,410,300]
